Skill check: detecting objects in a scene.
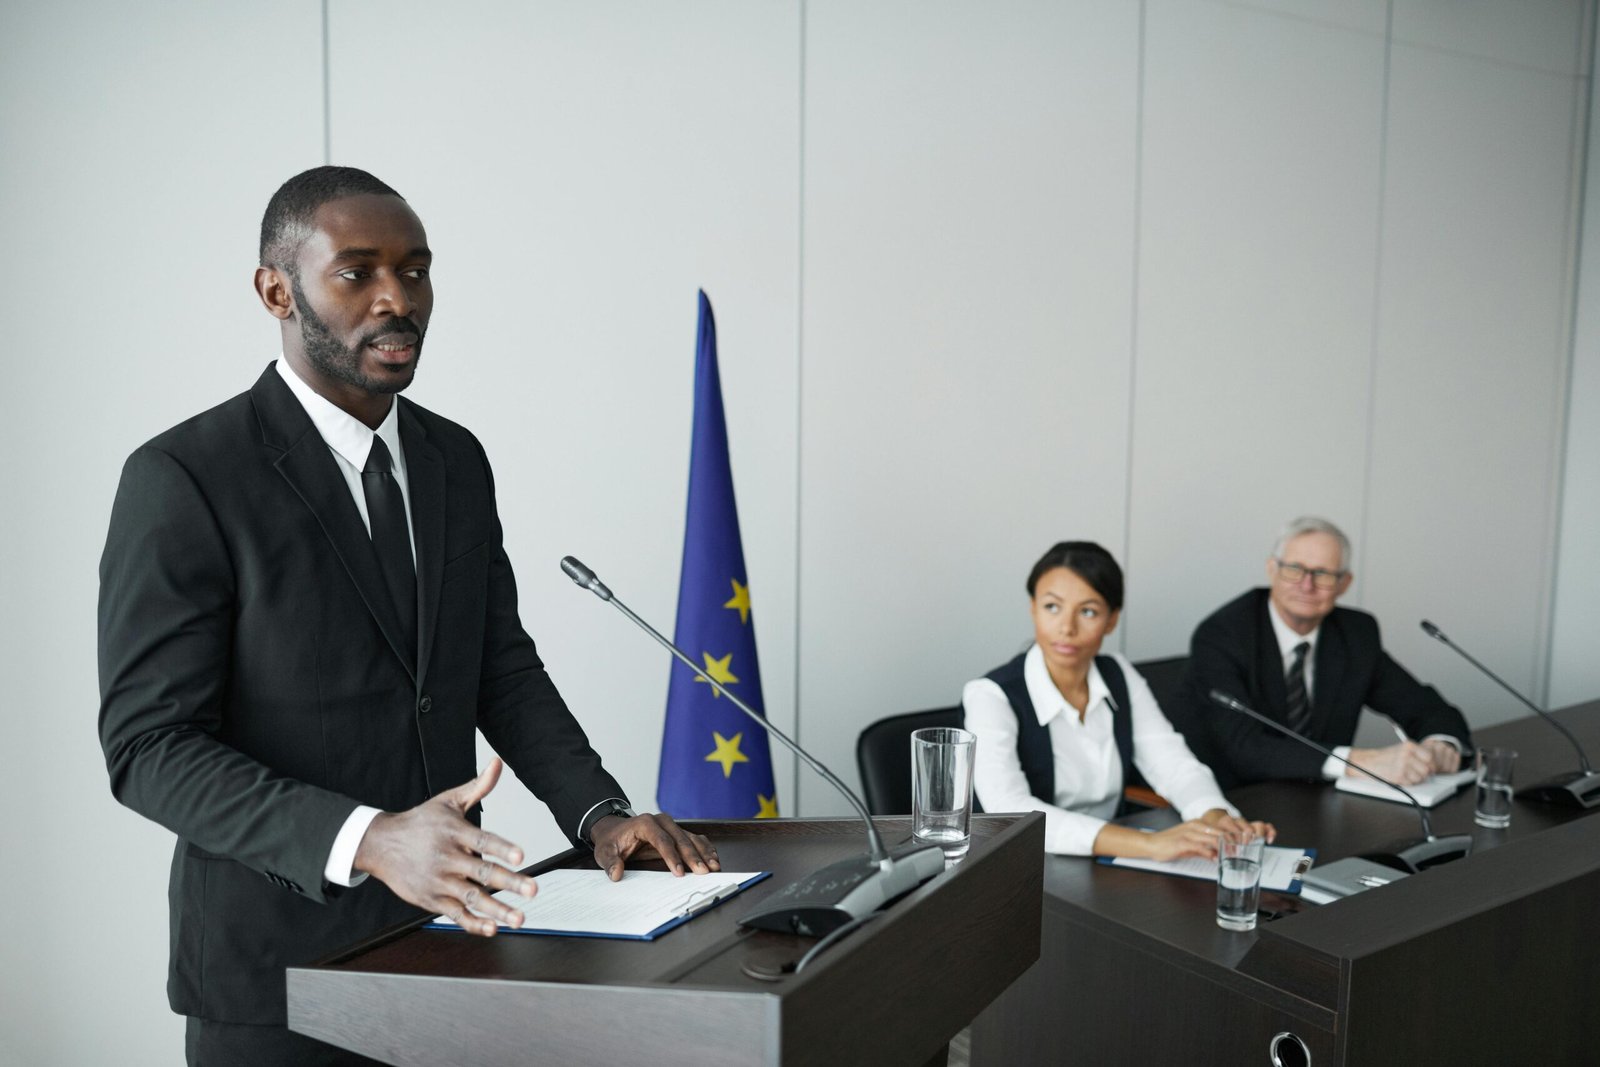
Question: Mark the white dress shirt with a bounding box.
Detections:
[963,646,1237,856]
[1266,601,1458,779]
[275,358,404,888]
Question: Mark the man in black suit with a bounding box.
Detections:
[98,167,718,1066]
[1174,517,1472,791]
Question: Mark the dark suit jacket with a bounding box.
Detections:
[98,364,624,1025]
[1171,588,1472,790]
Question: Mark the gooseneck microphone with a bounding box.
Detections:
[1420,620,1600,809]
[1209,690,1471,873]
[560,556,945,937]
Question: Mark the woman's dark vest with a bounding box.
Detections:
[984,650,1135,818]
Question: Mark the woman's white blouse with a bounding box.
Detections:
[962,646,1236,855]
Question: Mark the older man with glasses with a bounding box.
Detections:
[1170,517,1472,790]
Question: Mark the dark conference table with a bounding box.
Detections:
[968,701,1600,1067]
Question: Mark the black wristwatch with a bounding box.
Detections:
[581,799,637,844]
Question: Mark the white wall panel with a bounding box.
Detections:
[0,5,325,1064]
[328,1,802,846]
[798,0,1140,813]
[1363,43,1580,726]
[1127,0,1386,658]
[1394,0,1587,75]
[1551,17,1600,708]
[1222,0,1389,37]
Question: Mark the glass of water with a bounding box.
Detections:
[911,727,975,860]
[1216,830,1265,931]
[1475,747,1517,829]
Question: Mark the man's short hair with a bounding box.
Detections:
[1272,516,1352,571]
[259,166,403,273]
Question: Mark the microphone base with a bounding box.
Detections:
[1362,833,1473,874]
[739,842,947,938]
[1516,770,1600,810]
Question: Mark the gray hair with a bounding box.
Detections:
[1272,516,1351,571]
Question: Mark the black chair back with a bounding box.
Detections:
[856,706,964,816]
[1132,655,1188,717]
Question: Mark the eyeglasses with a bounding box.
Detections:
[1273,560,1346,589]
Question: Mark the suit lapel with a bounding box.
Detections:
[400,400,445,689]
[1314,614,1349,729]
[252,365,418,684]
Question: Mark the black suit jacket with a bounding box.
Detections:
[1171,588,1472,790]
[98,364,624,1025]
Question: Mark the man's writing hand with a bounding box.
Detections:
[590,812,721,882]
[1421,738,1462,774]
[1349,741,1433,786]
[354,757,538,936]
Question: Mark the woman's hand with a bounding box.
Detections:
[1091,810,1276,860]
[1139,818,1229,861]
[1198,807,1277,844]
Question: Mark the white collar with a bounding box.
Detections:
[275,357,404,476]
[1268,599,1320,659]
[1024,643,1114,727]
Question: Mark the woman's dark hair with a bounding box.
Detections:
[1026,541,1124,611]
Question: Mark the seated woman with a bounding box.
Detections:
[964,541,1273,859]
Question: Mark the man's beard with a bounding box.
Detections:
[291,276,424,394]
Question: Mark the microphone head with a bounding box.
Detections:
[1209,690,1243,711]
[559,556,612,601]
[1420,620,1447,642]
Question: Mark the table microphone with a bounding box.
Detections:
[1208,690,1472,873]
[560,556,946,937]
[1420,620,1600,809]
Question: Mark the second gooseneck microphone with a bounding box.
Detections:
[1209,690,1471,873]
[1420,620,1600,810]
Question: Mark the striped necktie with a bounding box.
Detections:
[1285,641,1311,733]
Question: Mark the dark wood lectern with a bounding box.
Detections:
[288,813,1043,1066]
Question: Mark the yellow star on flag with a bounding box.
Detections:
[704,731,749,778]
[723,579,752,625]
[695,651,738,697]
[755,793,779,818]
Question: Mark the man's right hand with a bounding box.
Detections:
[354,757,538,936]
[1348,741,1433,786]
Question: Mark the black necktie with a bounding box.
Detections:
[362,436,417,654]
[1285,641,1311,733]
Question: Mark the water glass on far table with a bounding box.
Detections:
[1475,747,1517,829]
[1216,831,1265,932]
[911,727,976,860]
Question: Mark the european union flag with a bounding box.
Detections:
[657,291,779,819]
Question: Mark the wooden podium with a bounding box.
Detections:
[287,813,1043,1066]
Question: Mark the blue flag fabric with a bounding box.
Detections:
[657,291,779,819]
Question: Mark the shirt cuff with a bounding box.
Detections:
[1322,747,1352,781]
[325,805,382,888]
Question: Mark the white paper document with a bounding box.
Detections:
[428,868,768,940]
[1101,845,1314,893]
[1335,768,1474,807]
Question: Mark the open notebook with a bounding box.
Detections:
[1335,768,1475,807]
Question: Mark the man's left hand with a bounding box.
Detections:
[1422,738,1462,774]
[590,812,721,881]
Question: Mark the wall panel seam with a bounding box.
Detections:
[1356,0,1395,614]
[793,0,807,813]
